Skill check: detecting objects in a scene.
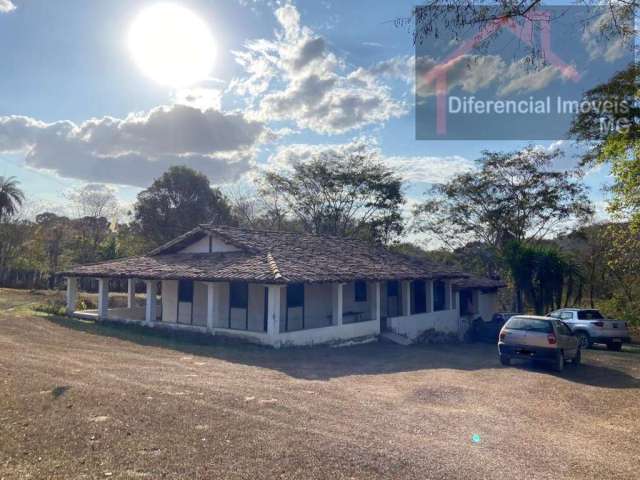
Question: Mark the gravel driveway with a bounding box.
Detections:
[1,288,639,479]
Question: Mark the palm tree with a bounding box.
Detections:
[0,176,25,222]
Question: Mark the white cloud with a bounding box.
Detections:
[0,105,270,187]
[0,0,16,13]
[230,4,406,134]
[582,7,632,63]
[497,61,560,97]
[265,138,474,185]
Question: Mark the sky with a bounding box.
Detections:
[0,0,616,237]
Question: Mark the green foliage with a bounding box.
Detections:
[134,165,233,246]
[503,241,581,315]
[261,147,405,243]
[571,63,640,230]
[0,176,25,222]
[33,299,67,316]
[413,147,593,251]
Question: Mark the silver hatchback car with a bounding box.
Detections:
[498,315,580,372]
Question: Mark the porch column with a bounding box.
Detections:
[145,280,158,324]
[401,280,411,316]
[450,282,457,310]
[206,282,223,331]
[66,276,77,314]
[97,278,109,320]
[127,278,136,309]
[370,282,380,323]
[445,279,452,310]
[332,283,343,326]
[266,285,282,337]
[426,279,434,313]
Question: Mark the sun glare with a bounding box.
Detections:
[128,3,216,87]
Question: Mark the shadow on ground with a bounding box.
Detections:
[41,313,640,389]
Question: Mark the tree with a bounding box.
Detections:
[413,147,593,252]
[134,166,233,245]
[260,147,405,243]
[0,176,25,223]
[570,62,640,230]
[503,241,580,314]
[34,213,71,288]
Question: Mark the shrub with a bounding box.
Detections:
[33,299,67,316]
[415,328,460,345]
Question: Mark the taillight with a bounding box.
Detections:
[547,334,557,345]
[592,321,604,327]
[499,331,506,341]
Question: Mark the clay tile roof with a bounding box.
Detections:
[60,224,489,285]
[452,275,507,289]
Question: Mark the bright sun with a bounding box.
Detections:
[128,3,216,87]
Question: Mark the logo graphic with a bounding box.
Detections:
[415,6,635,140]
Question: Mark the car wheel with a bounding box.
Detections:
[499,354,511,366]
[572,348,581,365]
[607,342,622,352]
[554,351,564,372]
[575,332,591,349]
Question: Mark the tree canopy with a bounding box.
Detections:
[260,148,405,243]
[134,166,233,246]
[0,176,25,223]
[413,147,593,252]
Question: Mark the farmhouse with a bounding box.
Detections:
[60,225,504,347]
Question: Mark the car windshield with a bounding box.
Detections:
[506,318,553,333]
[577,310,604,320]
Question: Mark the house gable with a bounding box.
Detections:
[179,234,240,254]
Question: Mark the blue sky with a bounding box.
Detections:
[0,0,613,228]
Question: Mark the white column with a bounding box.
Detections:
[401,281,411,316]
[332,283,343,326]
[145,280,158,324]
[127,278,136,309]
[370,282,380,323]
[266,285,282,337]
[97,278,109,320]
[206,282,223,331]
[445,280,452,310]
[66,276,78,314]
[426,279,434,313]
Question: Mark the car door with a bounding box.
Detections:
[556,321,578,358]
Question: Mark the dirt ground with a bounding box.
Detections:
[1,288,639,479]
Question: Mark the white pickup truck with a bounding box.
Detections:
[547,308,631,351]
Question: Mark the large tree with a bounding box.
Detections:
[571,62,640,230]
[260,148,405,243]
[413,147,593,253]
[0,176,25,223]
[134,166,233,245]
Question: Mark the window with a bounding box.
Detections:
[548,311,562,319]
[506,318,553,333]
[411,280,426,314]
[287,283,304,308]
[178,280,193,303]
[577,310,604,320]
[459,289,473,315]
[387,280,399,297]
[354,280,367,302]
[556,322,572,336]
[560,312,573,320]
[433,280,446,311]
[229,282,248,309]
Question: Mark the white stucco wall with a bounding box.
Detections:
[179,235,240,253]
[478,290,498,322]
[161,280,178,323]
[276,319,380,347]
[387,308,460,340]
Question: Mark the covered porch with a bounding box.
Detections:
[65,276,383,347]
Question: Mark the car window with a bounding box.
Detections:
[556,322,572,336]
[548,311,561,319]
[506,318,553,333]
[560,312,573,320]
[577,310,604,320]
